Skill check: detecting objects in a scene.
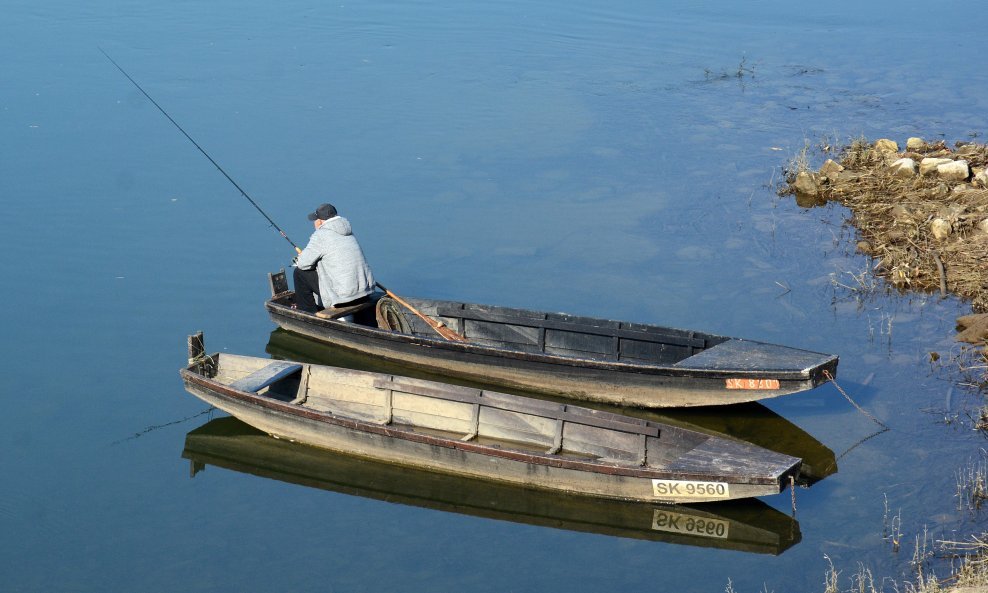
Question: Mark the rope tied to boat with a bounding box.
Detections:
[790,474,797,519]
[824,369,889,430]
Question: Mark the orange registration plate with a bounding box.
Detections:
[725,378,781,390]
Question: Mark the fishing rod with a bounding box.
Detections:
[99,47,301,253]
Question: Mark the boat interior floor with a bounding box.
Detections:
[240,365,610,462]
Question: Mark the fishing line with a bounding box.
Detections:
[99,47,301,253]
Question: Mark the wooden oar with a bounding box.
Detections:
[375,282,466,342]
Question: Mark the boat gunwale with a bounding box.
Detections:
[265,296,837,381]
[180,362,799,487]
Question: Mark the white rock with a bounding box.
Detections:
[874,138,899,153]
[975,170,988,188]
[930,218,952,240]
[937,160,970,181]
[920,157,954,176]
[978,219,988,234]
[889,158,917,178]
[906,137,926,150]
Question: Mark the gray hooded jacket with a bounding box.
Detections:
[296,216,375,307]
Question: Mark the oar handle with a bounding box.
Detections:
[375,283,466,342]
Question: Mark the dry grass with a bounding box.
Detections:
[781,137,988,315]
[938,537,988,593]
[956,453,988,512]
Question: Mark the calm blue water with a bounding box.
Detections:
[3,1,987,591]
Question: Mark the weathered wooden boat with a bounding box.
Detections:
[265,270,839,408]
[265,327,839,483]
[181,333,802,503]
[183,416,802,554]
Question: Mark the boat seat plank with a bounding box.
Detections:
[434,305,707,349]
[230,362,303,393]
[372,377,659,438]
[315,301,375,320]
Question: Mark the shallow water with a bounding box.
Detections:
[3,1,987,591]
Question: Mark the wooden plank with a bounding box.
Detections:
[546,418,564,454]
[464,319,540,347]
[372,376,659,437]
[392,391,475,423]
[545,329,616,357]
[290,366,310,404]
[384,387,394,425]
[309,366,385,391]
[230,362,302,392]
[306,398,385,423]
[187,331,204,361]
[461,404,480,441]
[477,407,555,448]
[315,300,375,320]
[372,376,482,402]
[562,423,643,462]
[435,305,707,348]
[620,339,687,364]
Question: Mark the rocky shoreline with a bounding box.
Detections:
[783,137,988,348]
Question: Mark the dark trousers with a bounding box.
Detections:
[293,267,322,312]
[293,267,373,313]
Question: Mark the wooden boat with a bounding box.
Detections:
[264,270,839,408]
[183,416,802,554]
[181,333,802,503]
[264,328,839,483]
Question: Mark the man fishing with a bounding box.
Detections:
[293,203,376,314]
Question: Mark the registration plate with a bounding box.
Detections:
[725,378,780,390]
[652,479,730,499]
[652,509,730,539]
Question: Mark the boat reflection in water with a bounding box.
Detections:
[184,417,802,555]
[265,329,837,484]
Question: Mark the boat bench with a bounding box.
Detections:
[315,301,375,320]
[231,362,303,392]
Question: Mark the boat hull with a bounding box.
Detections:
[266,298,837,408]
[182,370,795,503]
